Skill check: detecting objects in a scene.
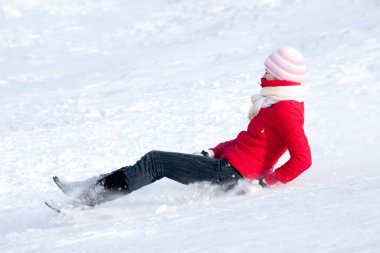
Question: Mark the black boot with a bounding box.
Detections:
[78,170,129,206]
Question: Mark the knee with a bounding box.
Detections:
[145,150,161,160]
[142,150,164,168]
[142,150,164,178]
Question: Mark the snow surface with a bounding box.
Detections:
[1,0,380,252]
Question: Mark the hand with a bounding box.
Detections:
[250,179,268,188]
[193,150,215,158]
[258,178,268,188]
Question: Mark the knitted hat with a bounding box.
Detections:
[264,47,306,83]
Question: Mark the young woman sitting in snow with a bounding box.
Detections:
[56,47,312,206]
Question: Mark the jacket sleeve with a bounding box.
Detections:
[210,139,236,158]
[265,105,312,185]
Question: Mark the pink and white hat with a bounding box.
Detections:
[264,47,306,83]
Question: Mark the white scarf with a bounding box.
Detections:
[248,85,308,120]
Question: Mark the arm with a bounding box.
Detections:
[264,105,312,185]
[209,139,236,158]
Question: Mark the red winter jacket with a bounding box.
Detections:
[211,79,312,185]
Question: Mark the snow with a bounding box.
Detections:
[1,0,380,252]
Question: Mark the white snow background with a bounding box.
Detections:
[1,0,380,252]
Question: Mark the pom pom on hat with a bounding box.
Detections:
[264,47,306,83]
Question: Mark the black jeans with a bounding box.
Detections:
[102,151,243,193]
[83,151,243,206]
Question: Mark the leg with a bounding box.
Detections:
[80,151,242,206]
[122,151,243,192]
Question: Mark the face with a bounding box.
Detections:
[263,69,277,81]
